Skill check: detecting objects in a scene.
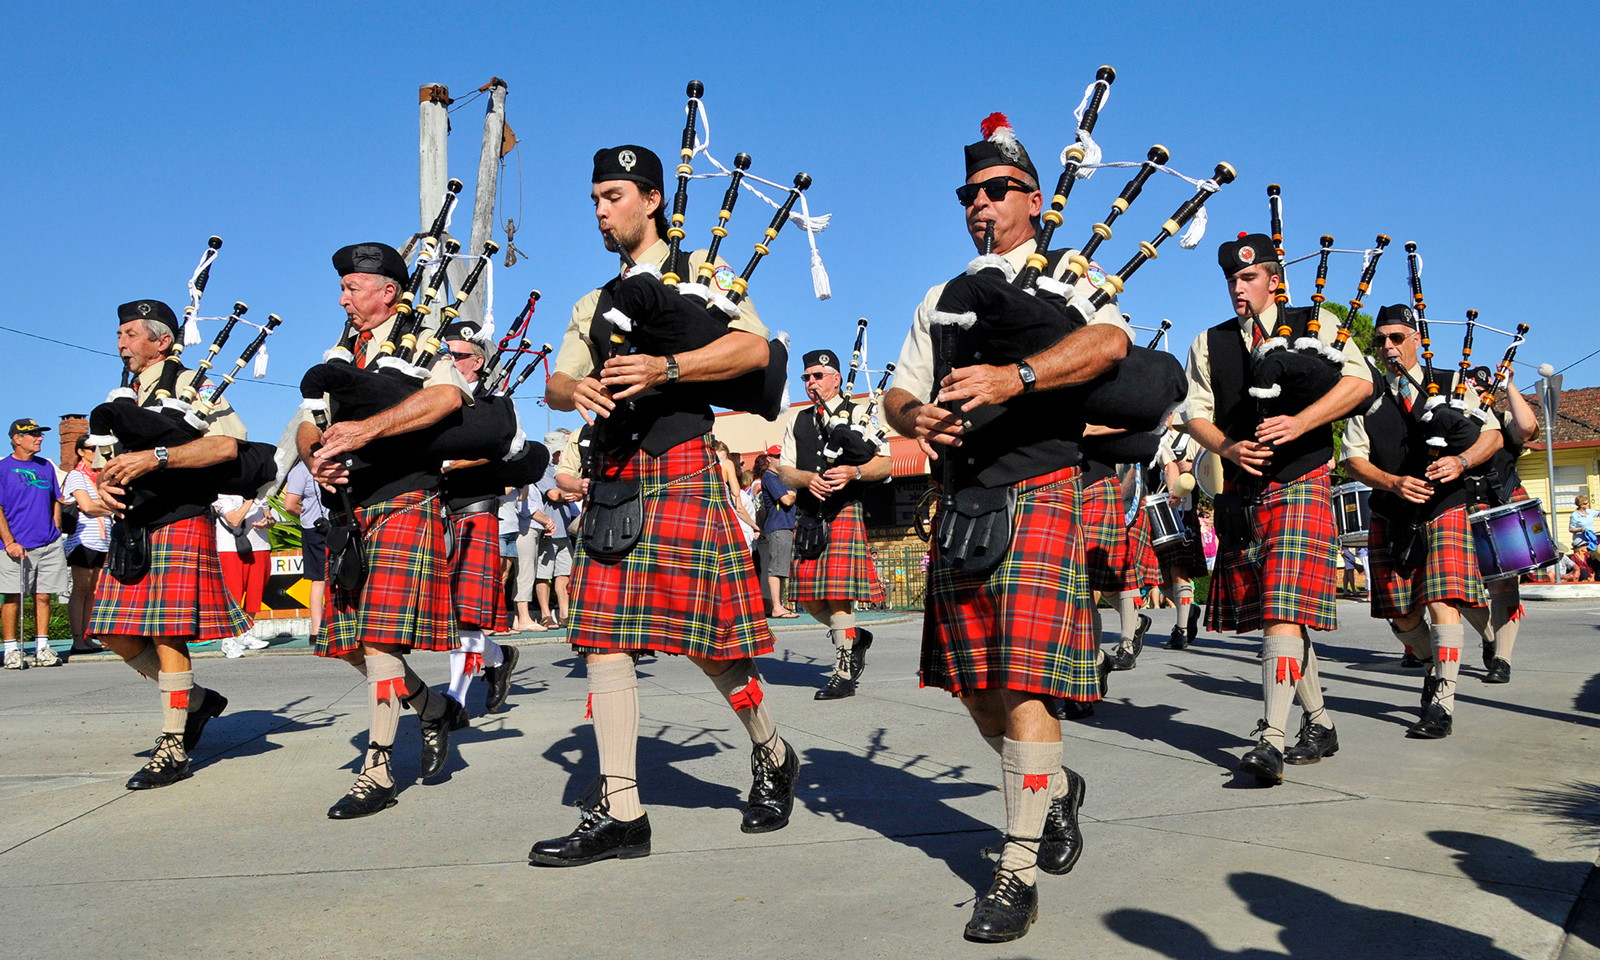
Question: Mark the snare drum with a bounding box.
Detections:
[1469,498,1557,581]
[1332,482,1372,546]
[1143,493,1187,546]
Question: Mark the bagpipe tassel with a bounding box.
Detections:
[253,345,269,379]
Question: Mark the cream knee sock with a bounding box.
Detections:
[588,656,643,821]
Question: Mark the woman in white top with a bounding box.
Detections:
[62,438,113,654]
[214,495,274,654]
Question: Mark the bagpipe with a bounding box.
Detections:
[822,320,895,466]
[1247,183,1389,415]
[1077,322,1175,469]
[1408,242,1489,456]
[587,80,822,430]
[87,240,284,542]
[298,181,523,495]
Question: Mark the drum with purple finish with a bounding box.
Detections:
[1468,498,1557,581]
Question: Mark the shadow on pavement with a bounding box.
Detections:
[796,729,998,891]
[541,722,746,812]
[1511,781,1600,840]
[1575,674,1600,715]
[1431,828,1594,926]
[1104,872,1524,958]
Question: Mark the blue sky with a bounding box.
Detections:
[4,2,1596,447]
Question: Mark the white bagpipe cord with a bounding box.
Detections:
[183,246,221,346]
[1077,159,1220,249]
[1284,244,1386,267]
[411,244,497,344]
[1066,77,1111,179]
[187,315,279,378]
[686,97,834,300]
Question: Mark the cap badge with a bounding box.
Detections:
[618,149,637,171]
[821,354,833,366]
[1238,245,1257,264]
[137,302,151,317]
[998,140,1020,162]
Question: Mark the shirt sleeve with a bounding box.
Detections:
[1341,411,1372,462]
[778,409,800,469]
[687,249,766,337]
[424,354,475,404]
[553,290,601,381]
[1179,332,1216,427]
[890,285,940,404]
[555,438,583,477]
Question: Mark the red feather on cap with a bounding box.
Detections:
[980,112,1011,139]
[1238,232,1248,239]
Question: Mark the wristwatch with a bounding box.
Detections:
[664,355,680,383]
[1016,360,1037,393]
[154,446,169,471]
[1457,454,1470,472]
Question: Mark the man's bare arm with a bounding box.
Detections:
[937,324,1130,412]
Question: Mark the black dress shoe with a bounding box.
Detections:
[1050,697,1094,721]
[1408,701,1454,739]
[1131,613,1151,658]
[1038,766,1086,875]
[1238,738,1284,785]
[483,644,519,713]
[964,869,1039,943]
[1399,649,1425,669]
[741,737,799,833]
[329,744,398,819]
[1283,715,1339,765]
[1167,625,1187,651]
[1483,658,1511,684]
[126,734,191,790]
[1481,639,1498,671]
[851,628,873,680]
[419,697,465,781]
[529,808,652,866]
[814,673,857,700]
[1187,604,1201,645]
[183,689,228,753]
[1107,646,1137,671]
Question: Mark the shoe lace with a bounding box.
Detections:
[832,646,853,680]
[573,775,636,828]
[349,744,393,798]
[984,862,1035,908]
[1247,718,1270,740]
[149,733,187,771]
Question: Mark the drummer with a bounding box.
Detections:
[1154,423,1205,650]
[1340,305,1502,739]
[1461,368,1540,684]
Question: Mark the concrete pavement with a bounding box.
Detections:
[2,600,1598,959]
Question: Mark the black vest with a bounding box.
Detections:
[933,248,1085,488]
[128,361,215,529]
[1361,368,1465,522]
[793,400,868,509]
[1207,308,1334,485]
[1472,419,1525,506]
[441,461,507,513]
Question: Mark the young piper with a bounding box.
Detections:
[1340,305,1501,737]
[1179,234,1372,784]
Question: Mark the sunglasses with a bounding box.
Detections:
[448,351,480,361]
[1377,332,1413,346]
[801,371,833,381]
[956,176,1034,207]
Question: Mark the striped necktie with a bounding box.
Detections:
[1398,378,1416,412]
[354,330,372,369]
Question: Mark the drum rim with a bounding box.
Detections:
[1331,481,1373,495]
[1468,498,1544,521]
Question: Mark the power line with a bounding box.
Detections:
[0,324,298,389]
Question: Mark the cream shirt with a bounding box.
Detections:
[134,361,247,441]
[552,239,767,382]
[1341,363,1498,462]
[1178,304,1372,429]
[889,238,1131,403]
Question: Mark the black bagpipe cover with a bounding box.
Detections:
[594,272,788,421]
[88,398,203,451]
[300,361,519,462]
[1250,347,1344,418]
[822,423,880,467]
[1080,430,1162,466]
[1421,400,1483,457]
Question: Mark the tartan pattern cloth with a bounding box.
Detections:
[316,491,457,658]
[1206,465,1339,633]
[1367,505,1486,619]
[90,515,250,640]
[921,466,1099,700]
[450,511,508,631]
[568,435,773,660]
[1080,475,1159,593]
[791,502,886,603]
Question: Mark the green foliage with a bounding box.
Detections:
[267,493,302,551]
[1320,302,1376,477]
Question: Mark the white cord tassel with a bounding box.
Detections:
[1067,79,1110,179]
[1179,205,1208,250]
[183,315,203,346]
[253,345,268,379]
[479,257,495,343]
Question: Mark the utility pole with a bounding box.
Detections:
[1539,366,1562,580]
[419,84,451,237]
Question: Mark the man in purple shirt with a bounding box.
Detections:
[0,419,69,669]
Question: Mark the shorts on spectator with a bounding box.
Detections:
[756,528,793,578]
[0,538,70,595]
[536,538,574,579]
[67,545,107,570]
[301,526,328,582]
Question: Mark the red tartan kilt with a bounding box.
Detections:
[89,514,250,640]
[790,502,885,604]
[1368,505,1486,619]
[568,436,772,660]
[1080,475,1159,594]
[450,511,507,631]
[921,466,1099,701]
[1206,466,1338,633]
[317,491,456,658]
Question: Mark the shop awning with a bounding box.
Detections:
[889,436,929,477]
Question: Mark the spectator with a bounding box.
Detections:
[713,440,760,550]
[214,494,273,658]
[1558,546,1596,582]
[1571,494,1600,553]
[494,487,523,635]
[62,437,111,655]
[0,419,70,669]
[512,478,555,632]
[755,443,798,618]
[1198,503,1218,573]
[279,460,328,643]
[1340,546,1369,598]
[535,430,579,628]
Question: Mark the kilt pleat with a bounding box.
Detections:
[1368,505,1486,619]
[1206,466,1339,633]
[316,491,457,658]
[791,502,886,604]
[450,511,507,631]
[568,435,772,660]
[921,466,1098,701]
[1080,475,1159,593]
[89,515,250,640]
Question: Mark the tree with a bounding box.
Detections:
[1318,302,1375,475]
